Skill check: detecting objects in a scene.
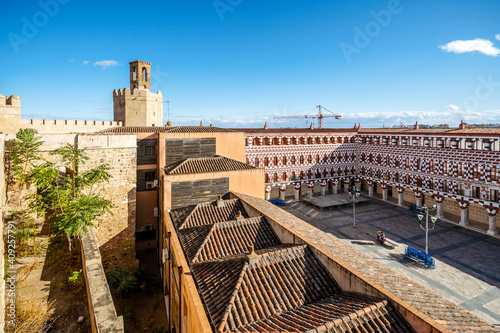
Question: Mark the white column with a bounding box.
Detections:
[368,185,374,197]
[332,184,338,194]
[487,214,498,236]
[382,188,388,201]
[398,192,404,206]
[265,186,271,201]
[436,202,444,218]
[344,184,349,193]
[294,186,300,200]
[321,185,326,196]
[459,207,469,226]
[416,197,423,207]
[280,187,286,200]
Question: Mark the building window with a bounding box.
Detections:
[473,165,479,179]
[145,146,155,156]
[254,157,259,167]
[143,67,147,81]
[492,167,499,181]
[299,156,304,164]
[273,156,278,165]
[457,164,464,177]
[291,156,296,165]
[145,171,156,182]
[273,173,278,182]
[283,156,287,165]
[264,157,269,167]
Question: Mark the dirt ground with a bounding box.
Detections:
[112,248,169,333]
[5,217,169,333]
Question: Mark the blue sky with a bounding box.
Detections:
[1,0,500,128]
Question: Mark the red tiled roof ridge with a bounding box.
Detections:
[217,263,250,333]
[164,156,255,175]
[177,198,246,230]
[98,125,235,134]
[190,224,216,264]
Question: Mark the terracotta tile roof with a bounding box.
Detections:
[236,128,357,134]
[191,245,413,332]
[98,125,235,134]
[447,127,500,135]
[164,156,255,175]
[234,192,499,332]
[178,217,282,263]
[170,198,249,230]
[237,294,413,333]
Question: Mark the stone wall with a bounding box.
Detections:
[77,135,138,273]
[80,229,124,333]
[19,119,122,134]
[3,133,138,273]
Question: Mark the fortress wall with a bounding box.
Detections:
[3,133,138,273]
[18,119,122,134]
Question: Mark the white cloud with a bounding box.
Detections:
[82,60,90,65]
[93,60,119,69]
[439,38,500,57]
[496,34,500,41]
[68,59,75,62]
[444,104,459,111]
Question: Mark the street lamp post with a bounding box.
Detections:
[348,186,361,228]
[417,204,438,254]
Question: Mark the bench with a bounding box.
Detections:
[409,205,424,213]
[405,246,435,269]
[383,238,399,248]
[268,199,286,206]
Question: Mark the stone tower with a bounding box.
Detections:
[0,94,21,133]
[113,60,163,127]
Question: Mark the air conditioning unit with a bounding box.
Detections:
[162,248,169,264]
[144,224,153,231]
[153,207,159,217]
[145,181,155,189]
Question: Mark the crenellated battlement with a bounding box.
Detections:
[18,119,123,134]
[113,88,162,98]
[0,94,21,107]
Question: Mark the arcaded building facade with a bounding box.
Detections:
[241,124,500,234]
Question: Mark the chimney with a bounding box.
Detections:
[200,121,203,126]
[310,123,314,130]
[354,123,357,129]
[264,122,268,130]
[235,210,244,222]
[216,195,225,208]
[413,121,419,130]
[246,246,259,265]
[358,123,361,130]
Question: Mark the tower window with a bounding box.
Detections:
[133,67,137,80]
[143,68,147,81]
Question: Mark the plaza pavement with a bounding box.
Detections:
[282,195,500,329]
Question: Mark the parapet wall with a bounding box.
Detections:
[18,119,123,134]
[80,229,124,333]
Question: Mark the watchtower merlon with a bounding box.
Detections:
[130,60,151,91]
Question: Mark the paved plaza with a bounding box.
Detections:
[282,196,500,328]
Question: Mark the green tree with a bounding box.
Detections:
[30,144,113,250]
[9,129,44,186]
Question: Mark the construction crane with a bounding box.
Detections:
[274,105,341,129]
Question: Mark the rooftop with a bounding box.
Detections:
[163,156,256,175]
[98,125,235,134]
[170,197,416,332]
